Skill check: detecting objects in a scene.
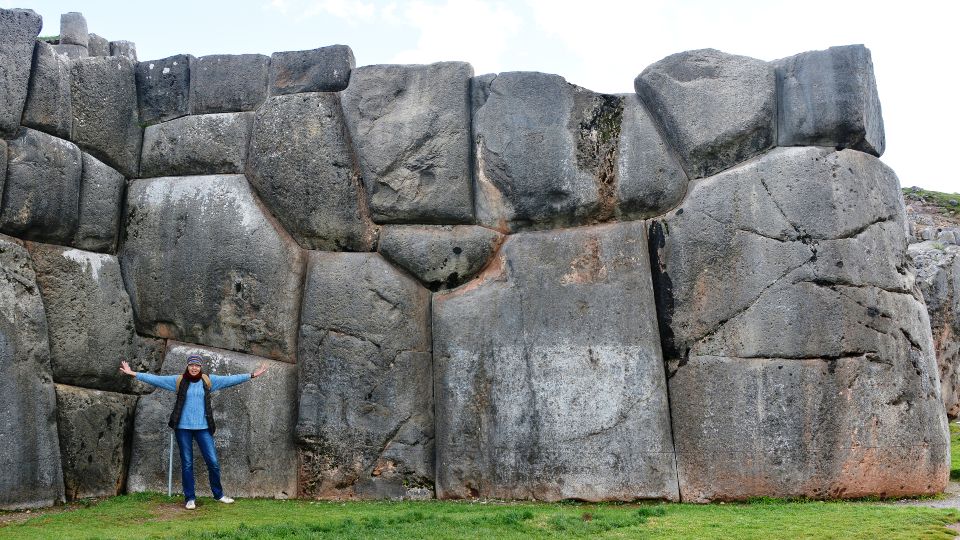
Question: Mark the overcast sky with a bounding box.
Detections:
[9,0,959,194]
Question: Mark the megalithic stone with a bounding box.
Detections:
[109,40,136,61]
[73,153,125,252]
[190,54,270,114]
[140,112,254,177]
[22,40,73,139]
[269,45,354,95]
[88,33,110,57]
[135,54,193,124]
[0,8,43,138]
[59,12,88,48]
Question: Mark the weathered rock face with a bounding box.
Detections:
[59,12,88,48]
[73,153,125,252]
[121,175,304,362]
[269,45,354,95]
[71,56,142,177]
[0,234,64,510]
[127,343,297,499]
[650,147,947,501]
[53,44,87,60]
[109,41,136,61]
[191,54,269,114]
[775,45,884,156]
[341,62,474,224]
[434,222,678,501]
[0,128,82,244]
[140,112,254,177]
[635,49,776,179]
[135,54,193,124]
[29,243,161,394]
[87,33,109,57]
[297,252,433,499]
[0,8,42,138]
[22,40,73,139]
[55,384,137,500]
[909,242,960,418]
[248,93,374,251]
[377,225,503,290]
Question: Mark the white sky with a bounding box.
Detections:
[10,0,960,194]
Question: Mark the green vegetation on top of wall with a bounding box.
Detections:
[904,187,960,214]
[37,35,59,43]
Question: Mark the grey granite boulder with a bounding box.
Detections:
[269,45,354,95]
[341,62,474,223]
[191,54,269,114]
[635,49,776,179]
[120,175,304,362]
[71,56,142,177]
[0,128,82,243]
[248,93,374,251]
[140,112,253,177]
[22,40,73,139]
[473,72,627,231]
[775,45,884,156]
[87,33,109,57]
[29,243,161,394]
[109,40,136,61]
[0,234,65,510]
[297,252,433,499]
[73,153,125,252]
[55,384,137,500]
[650,146,948,500]
[909,241,960,418]
[0,8,42,138]
[127,343,297,499]
[59,12,88,48]
[135,54,193,124]
[377,225,503,290]
[434,221,678,501]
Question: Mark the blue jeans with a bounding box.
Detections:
[175,428,223,501]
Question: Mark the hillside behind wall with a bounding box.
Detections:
[0,8,949,509]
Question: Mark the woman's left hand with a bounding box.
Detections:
[252,363,269,379]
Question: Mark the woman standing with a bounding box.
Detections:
[120,354,268,509]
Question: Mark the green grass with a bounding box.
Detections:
[951,422,960,481]
[904,187,960,214]
[1,493,959,540]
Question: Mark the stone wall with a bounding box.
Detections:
[0,8,948,508]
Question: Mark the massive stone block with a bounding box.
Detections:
[73,153,125,252]
[71,56,142,177]
[59,12,88,48]
[22,40,73,139]
[0,8,42,138]
[109,40,136,61]
[377,225,503,290]
[247,93,374,251]
[191,54,269,114]
[135,54,193,124]
[650,147,948,501]
[87,33,109,57]
[0,128,82,244]
[127,343,297,499]
[120,175,304,361]
[776,44,884,156]
[29,243,162,394]
[473,72,626,232]
[55,384,137,500]
[297,252,433,499]
[434,222,678,501]
[140,112,253,177]
[269,45,354,95]
[341,62,474,223]
[53,44,88,60]
[909,241,960,418]
[0,234,64,509]
[635,49,776,179]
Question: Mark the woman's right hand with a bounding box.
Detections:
[119,360,136,377]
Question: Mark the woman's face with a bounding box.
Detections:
[188,364,201,376]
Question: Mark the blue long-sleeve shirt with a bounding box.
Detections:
[136,372,251,429]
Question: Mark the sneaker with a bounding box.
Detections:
[185,500,196,510]
[217,496,234,504]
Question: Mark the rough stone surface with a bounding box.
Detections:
[269,45,354,95]
[0,139,6,187]
[135,54,193,124]
[73,153,125,252]
[120,175,304,362]
[71,56,142,177]
[297,252,433,499]
[109,40,136,61]
[128,343,297,499]
[247,93,374,251]
[191,54,269,114]
[473,72,629,232]
[22,40,73,139]
[55,384,136,500]
[377,225,503,290]
[87,33,109,57]
[59,12,88,47]
[909,242,960,418]
[649,146,948,501]
[0,234,65,510]
[29,242,162,394]
[341,62,474,223]
[434,222,678,501]
[0,128,82,244]
[635,49,776,179]
[776,44,885,156]
[140,112,253,177]
[0,8,43,138]
[53,44,88,60]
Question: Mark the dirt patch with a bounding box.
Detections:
[0,499,104,527]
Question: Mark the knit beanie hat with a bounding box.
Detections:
[187,354,203,366]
